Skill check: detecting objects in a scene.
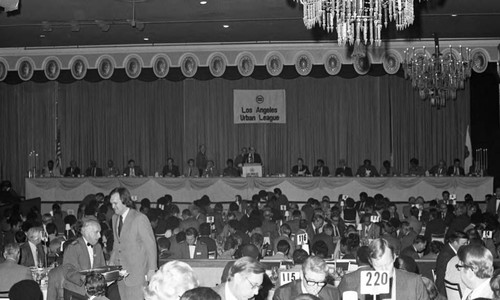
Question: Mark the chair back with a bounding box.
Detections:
[445,279,462,300]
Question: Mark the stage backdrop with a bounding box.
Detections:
[0,73,470,198]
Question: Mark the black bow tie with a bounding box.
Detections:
[87,242,93,248]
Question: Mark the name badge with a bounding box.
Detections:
[206,216,215,223]
[360,271,390,295]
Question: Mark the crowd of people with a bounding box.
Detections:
[1,185,500,300]
[39,144,478,179]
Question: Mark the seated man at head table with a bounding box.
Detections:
[162,157,180,177]
[273,256,340,300]
[334,159,353,177]
[123,159,144,177]
[312,159,330,177]
[223,159,240,177]
[104,159,120,177]
[0,243,33,293]
[184,158,199,177]
[356,159,379,177]
[291,158,311,177]
[42,159,62,177]
[85,160,103,177]
[64,160,81,177]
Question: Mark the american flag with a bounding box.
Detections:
[55,129,62,169]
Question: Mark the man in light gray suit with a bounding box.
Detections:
[110,187,157,300]
[0,243,33,293]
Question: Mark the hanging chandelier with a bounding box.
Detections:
[402,37,472,109]
[297,0,422,46]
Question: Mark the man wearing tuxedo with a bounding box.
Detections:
[123,159,144,177]
[85,160,103,177]
[169,227,208,259]
[162,157,180,177]
[428,160,448,176]
[64,160,81,177]
[334,159,353,177]
[19,226,46,268]
[356,159,379,177]
[110,187,156,300]
[63,220,106,300]
[312,159,330,177]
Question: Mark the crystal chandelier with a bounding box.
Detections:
[297,0,422,46]
[403,37,472,109]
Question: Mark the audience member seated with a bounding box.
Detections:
[380,221,402,255]
[312,159,330,177]
[334,159,353,177]
[338,246,372,300]
[456,243,494,299]
[424,209,446,242]
[407,207,423,235]
[214,257,265,300]
[84,273,109,300]
[291,158,311,176]
[9,280,43,300]
[264,240,290,260]
[0,243,33,293]
[446,204,470,238]
[179,209,200,232]
[85,160,103,177]
[356,159,379,177]
[198,223,217,258]
[162,158,180,177]
[223,159,239,177]
[398,221,417,251]
[157,237,171,260]
[369,238,428,300]
[273,256,340,300]
[360,213,380,240]
[169,227,208,259]
[401,235,427,260]
[421,277,447,300]
[144,260,199,300]
[395,255,419,274]
[181,287,221,300]
[273,224,295,256]
[435,231,468,296]
[422,240,444,260]
[312,223,335,257]
[64,160,81,177]
[19,226,46,267]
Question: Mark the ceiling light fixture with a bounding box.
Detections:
[223,24,229,28]
[200,1,207,4]
[403,35,472,109]
[296,0,426,46]
[143,37,149,41]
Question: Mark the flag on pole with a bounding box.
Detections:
[55,129,62,172]
[464,125,472,174]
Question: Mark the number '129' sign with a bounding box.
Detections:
[360,271,390,295]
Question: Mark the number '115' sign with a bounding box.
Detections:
[360,271,390,295]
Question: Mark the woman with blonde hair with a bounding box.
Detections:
[144,261,199,300]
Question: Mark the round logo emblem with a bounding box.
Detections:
[256,95,264,104]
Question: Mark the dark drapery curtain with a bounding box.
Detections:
[0,71,470,195]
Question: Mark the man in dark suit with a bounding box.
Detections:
[424,209,446,242]
[273,256,340,300]
[213,257,265,300]
[356,159,379,177]
[123,159,144,177]
[19,226,46,267]
[168,227,208,259]
[369,238,429,300]
[179,209,200,232]
[64,160,81,177]
[447,158,465,176]
[312,159,330,177]
[63,220,106,300]
[312,223,335,257]
[244,146,262,164]
[0,243,33,293]
[446,204,470,238]
[398,221,417,251]
[401,235,427,260]
[338,246,372,300]
[435,231,468,296]
[84,160,103,177]
[428,160,447,176]
[109,187,157,300]
[439,201,455,227]
[162,157,180,177]
[334,159,353,177]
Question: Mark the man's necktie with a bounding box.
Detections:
[118,216,123,236]
[333,225,339,237]
[189,168,192,176]
[87,242,93,248]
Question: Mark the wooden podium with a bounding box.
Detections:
[242,164,262,177]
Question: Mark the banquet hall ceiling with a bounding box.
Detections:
[0,0,499,48]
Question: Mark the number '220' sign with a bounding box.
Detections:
[360,271,390,295]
